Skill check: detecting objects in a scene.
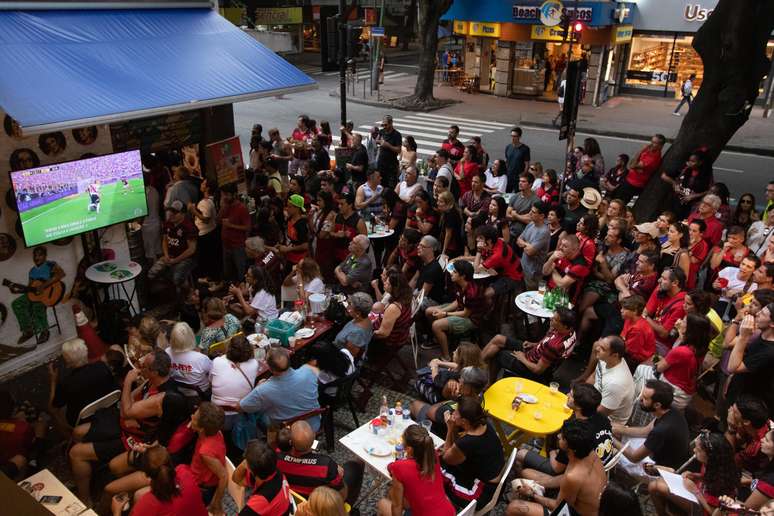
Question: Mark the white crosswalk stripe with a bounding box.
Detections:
[408,113,512,129]
[323,70,410,82]
[385,118,494,136]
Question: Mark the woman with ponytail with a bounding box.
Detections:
[377,425,455,516]
[112,445,207,516]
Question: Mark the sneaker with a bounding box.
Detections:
[420,341,439,350]
[672,112,681,116]
[17,331,34,344]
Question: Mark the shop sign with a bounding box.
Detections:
[626,70,677,83]
[513,4,592,23]
[683,3,714,22]
[312,5,320,21]
[372,26,386,38]
[453,20,469,35]
[469,22,501,38]
[530,24,565,41]
[254,7,302,25]
[539,0,563,27]
[611,24,633,44]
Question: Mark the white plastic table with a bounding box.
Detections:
[339,417,445,505]
[367,229,395,240]
[85,260,142,315]
[515,291,555,319]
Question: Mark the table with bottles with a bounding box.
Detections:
[515,289,572,319]
[339,398,445,506]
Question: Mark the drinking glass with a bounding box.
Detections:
[538,280,547,296]
[421,419,432,434]
[549,382,559,394]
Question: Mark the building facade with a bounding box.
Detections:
[442,0,635,106]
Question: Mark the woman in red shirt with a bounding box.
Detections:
[453,146,479,197]
[377,425,455,516]
[112,445,208,516]
[656,313,711,410]
[535,168,560,208]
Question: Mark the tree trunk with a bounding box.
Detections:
[633,0,774,222]
[401,0,418,51]
[396,0,452,109]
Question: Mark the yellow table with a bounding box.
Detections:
[483,377,572,455]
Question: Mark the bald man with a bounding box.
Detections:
[275,421,363,504]
[334,233,374,292]
[239,348,321,431]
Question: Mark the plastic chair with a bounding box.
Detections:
[458,500,477,516]
[603,441,630,476]
[474,447,518,516]
[225,457,245,511]
[68,389,120,448]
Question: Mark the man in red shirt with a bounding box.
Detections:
[426,260,487,361]
[482,307,577,383]
[644,267,687,356]
[147,199,197,289]
[474,225,523,306]
[234,440,292,516]
[542,234,591,303]
[219,184,251,283]
[686,193,724,247]
[620,294,656,370]
[615,133,666,203]
[441,125,465,165]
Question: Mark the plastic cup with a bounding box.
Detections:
[288,336,297,349]
[421,419,432,434]
[538,281,547,296]
[550,382,559,394]
[533,410,543,421]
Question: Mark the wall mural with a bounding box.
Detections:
[0,110,117,378]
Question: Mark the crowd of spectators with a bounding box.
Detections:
[2,113,774,516]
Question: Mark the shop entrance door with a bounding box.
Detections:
[479,38,497,92]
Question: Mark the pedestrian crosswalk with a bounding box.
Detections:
[332,113,511,158]
[320,70,409,83]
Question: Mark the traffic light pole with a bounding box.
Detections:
[559,0,580,194]
[338,0,347,128]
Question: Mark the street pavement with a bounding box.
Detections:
[235,53,774,205]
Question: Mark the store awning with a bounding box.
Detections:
[0,8,317,134]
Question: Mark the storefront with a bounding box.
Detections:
[443,0,635,105]
[623,0,774,98]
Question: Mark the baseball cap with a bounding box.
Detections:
[634,222,660,239]
[288,194,306,213]
[166,200,185,212]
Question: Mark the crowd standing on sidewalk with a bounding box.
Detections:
[2,109,774,516]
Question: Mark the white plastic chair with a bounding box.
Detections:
[68,389,121,448]
[603,441,630,476]
[409,289,425,368]
[474,447,518,516]
[225,457,245,511]
[457,500,477,516]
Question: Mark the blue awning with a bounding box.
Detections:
[0,8,317,134]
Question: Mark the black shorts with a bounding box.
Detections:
[490,277,521,296]
[496,337,524,371]
[90,194,100,204]
[84,406,125,462]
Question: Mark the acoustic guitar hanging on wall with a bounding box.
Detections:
[2,279,65,307]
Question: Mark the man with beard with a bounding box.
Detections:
[611,379,690,478]
[643,267,687,356]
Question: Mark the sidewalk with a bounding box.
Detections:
[284,44,421,68]
[333,77,774,156]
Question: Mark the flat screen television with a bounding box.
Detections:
[10,150,147,247]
